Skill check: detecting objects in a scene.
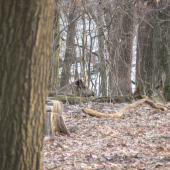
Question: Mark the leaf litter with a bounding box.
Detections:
[43,101,170,170]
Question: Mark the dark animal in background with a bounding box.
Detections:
[56,79,94,97]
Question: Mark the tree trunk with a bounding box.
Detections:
[136,15,154,96]
[97,2,107,96]
[0,1,54,169]
[49,3,60,91]
[117,3,134,95]
[82,10,87,86]
[106,1,134,95]
[156,6,170,100]
[104,2,119,95]
[60,0,77,87]
[135,1,170,100]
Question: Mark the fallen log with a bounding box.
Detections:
[82,99,167,118]
[49,95,136,104]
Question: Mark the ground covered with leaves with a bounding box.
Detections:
[43,101,170,170]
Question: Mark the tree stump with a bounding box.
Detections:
[45,100,70,136]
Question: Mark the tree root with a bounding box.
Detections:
[82,99,167,118]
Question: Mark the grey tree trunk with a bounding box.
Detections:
[117,3,134,95]
[106,1,134,95]
[60,0,77,87]
[0,1,54,169]
[97,2,107,96]
[82,9,87,85]
[156,5,170,100]
[135,2,170,101]
[136,16,154,96]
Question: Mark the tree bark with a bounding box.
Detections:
[60,0,77,87]
[135,2,170,100]
[0,1,54,169]
[82,9,87,86]
[49,2,60,91]
[156,6,170,100]
[117,2,134,95]
[136,16,154,96]
[97,2,107,96]
[106,1,134,95]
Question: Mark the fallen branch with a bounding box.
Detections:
[82,99,167,118]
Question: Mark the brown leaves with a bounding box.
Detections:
[43,102,170,169]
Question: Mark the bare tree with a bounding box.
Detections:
[54,0,170,100]
[155,1,170,100]
[60,0,79,87]
[135,0,170,100]
[104,0,134,95]
[97,0,107,96]
[135,15,154,96]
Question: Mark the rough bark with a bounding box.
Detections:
[0,1,54,169]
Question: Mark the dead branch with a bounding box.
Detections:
[82,99,167,118]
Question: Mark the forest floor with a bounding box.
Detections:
[43,101,170,170]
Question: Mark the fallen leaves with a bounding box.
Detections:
[43,101,170,170]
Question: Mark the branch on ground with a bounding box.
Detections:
[82,99,167,118]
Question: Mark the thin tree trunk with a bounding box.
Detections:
[60,0,77,87]
[0,1,54,169]
[97,1,107,96]
[49,4,60,91]
[82,10,87,85]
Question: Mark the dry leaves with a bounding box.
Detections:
[43,102,170,170]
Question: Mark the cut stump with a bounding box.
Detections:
[45,100,70,136]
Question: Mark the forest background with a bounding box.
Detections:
[50,0,170,100]
[0,0,170,169]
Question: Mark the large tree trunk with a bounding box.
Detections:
[0,1,54,169]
